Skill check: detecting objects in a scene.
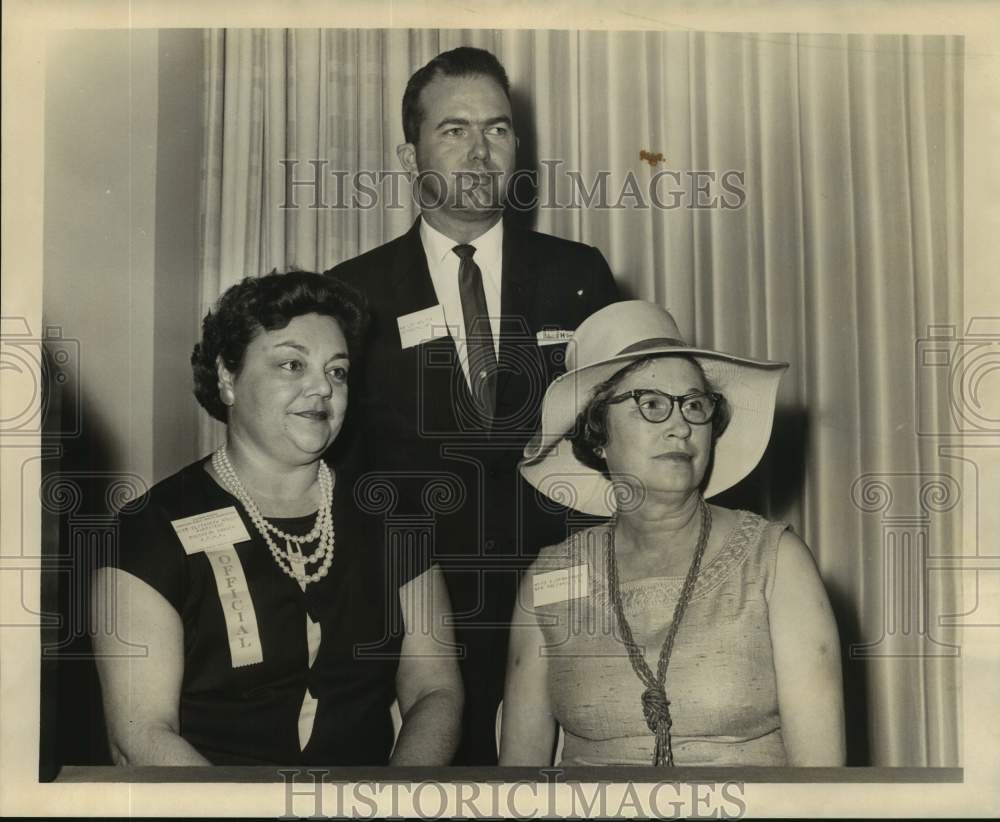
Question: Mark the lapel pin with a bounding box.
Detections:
[577,289,584,296]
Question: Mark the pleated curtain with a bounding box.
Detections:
[199,28,964,767]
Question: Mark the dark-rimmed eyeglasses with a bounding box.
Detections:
[606,389,722,425]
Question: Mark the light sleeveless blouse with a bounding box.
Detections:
[533,509,788,766]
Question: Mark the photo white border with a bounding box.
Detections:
[2,0,998,816]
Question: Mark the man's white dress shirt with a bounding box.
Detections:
[419,217,503,388]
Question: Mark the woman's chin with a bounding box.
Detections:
[645,474,704,498]
[286,433,337,460]
[285,419,342,453]
[633,464,699,488]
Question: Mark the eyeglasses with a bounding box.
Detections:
[606,389,722,425]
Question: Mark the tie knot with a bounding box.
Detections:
[452,244,476,261]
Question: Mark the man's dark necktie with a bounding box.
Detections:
[452,243,497,424]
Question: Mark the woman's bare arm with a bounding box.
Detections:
[499,568,558,766]
[391,564,464,765]
[90,566,210,766]
[768,531,846,766]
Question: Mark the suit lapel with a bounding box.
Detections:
[388,218,439,317]
[497,222,542,401]
[390,218,484,431]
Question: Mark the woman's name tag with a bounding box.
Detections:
[171,507,250,555]
[532,564,590,607]
[170,509,263,668]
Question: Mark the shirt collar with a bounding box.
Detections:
[419,216,504,267]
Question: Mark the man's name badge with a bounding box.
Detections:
[536,328,574,346]
[397,304,449,349]
[171,507,251,555]
[532,563,590,607]
[170,509,262,668]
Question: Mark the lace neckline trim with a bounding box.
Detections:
[567,510,767,605]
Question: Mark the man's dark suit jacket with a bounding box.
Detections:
[327,217,619,764]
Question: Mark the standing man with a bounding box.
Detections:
[328,47,619,765]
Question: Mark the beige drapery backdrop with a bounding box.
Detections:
[199,29,963,767]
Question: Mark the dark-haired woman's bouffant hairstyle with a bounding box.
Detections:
[191,271,369,423]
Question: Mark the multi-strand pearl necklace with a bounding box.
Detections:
[212,445,335,585]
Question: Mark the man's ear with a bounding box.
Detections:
[217,355,236,406]
[397,142,418,176]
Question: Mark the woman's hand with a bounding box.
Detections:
[90,567,211,765]
[391,564,464,765]
[768,531,847,766]
[498,568,558,766]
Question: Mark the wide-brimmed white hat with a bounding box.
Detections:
[520,300,789,516]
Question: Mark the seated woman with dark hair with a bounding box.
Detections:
[91,271,462,766]
[501,300,845,767]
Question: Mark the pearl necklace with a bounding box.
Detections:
[211,446,335,585]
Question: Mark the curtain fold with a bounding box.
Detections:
[198,29,963,767]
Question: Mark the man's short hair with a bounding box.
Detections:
[402,46,512,145]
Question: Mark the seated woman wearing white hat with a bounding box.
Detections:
[500,301,845,767]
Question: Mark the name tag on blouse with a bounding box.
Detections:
[532,564,590,606]
[171,508,263,668]
[171,507,251,555]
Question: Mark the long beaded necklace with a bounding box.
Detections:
[605,498,712,766]
[211,445,335,585]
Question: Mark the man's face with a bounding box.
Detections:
[398,72,516,227]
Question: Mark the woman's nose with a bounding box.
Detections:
[306,367,334,397]
[660,406,692,437]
